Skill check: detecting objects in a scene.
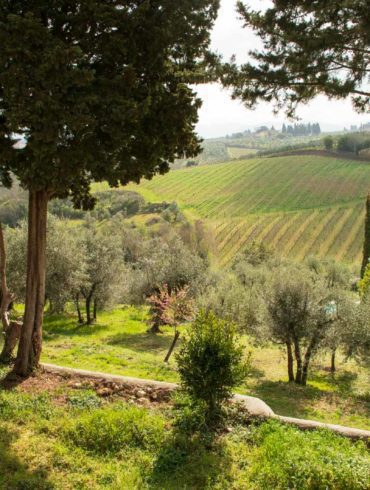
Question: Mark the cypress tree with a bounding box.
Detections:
[0,1,220,376]
[361,194,370,278]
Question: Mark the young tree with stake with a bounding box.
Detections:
[0,1,220,375]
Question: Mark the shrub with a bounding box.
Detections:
[176,311,250,429]
[65,404,165,455]
[323,135,334,150]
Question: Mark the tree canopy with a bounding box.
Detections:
[0,0,220,202]
[0,0,220,375]
[223,0,369,116]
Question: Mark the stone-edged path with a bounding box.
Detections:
[42,363,370,442]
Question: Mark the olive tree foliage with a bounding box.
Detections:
[124,233,208,304]
[77,225,125,324]
[264,266,333,385]
[6,217,85,312]
[224,1,369,116]
[342,296,370,367]
[0,0,220,375]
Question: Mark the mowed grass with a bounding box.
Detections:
[40,307,370,430]
[127,155,370,264]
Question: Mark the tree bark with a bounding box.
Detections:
[74,294,84,324]
[0,223,22,363]
[86,294,92,325]
[293,337,303,384]
[164,330,180,362]
[330,348,336,373]
[93,299,97,321]
[301,336,319,386]
[286,342,294,382]
[14,190,48,376]
[149,322,162,334]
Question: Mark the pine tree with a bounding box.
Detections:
[361,194,370,278]
[225,1,369,117]
[0,1,220,375]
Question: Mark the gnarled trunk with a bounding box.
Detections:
[293,337,303,384]
[0,223,22,363]
[301,336,320,386]
[330,348,336,373]
[74,294,84,324]
[14,190,48,376]
[286,342,294,382]
[86,295,92,325]
[93,298,97,321]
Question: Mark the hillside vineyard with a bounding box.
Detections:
[130,156,370,264]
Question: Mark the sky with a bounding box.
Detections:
[195,0,369,139]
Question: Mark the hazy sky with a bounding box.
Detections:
[195,0,369,138]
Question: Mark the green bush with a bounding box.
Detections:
[176,311,250,429]
[245,421,370,489]
[65,404,165,455]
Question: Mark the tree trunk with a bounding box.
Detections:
[301,337,319,386]
[286,342,294,382]
[14,190,48,376]
[0,223,22,363]
[86,295,92,325]
[74,294,84,324]
[148,321,162,334]
[330,348,336,373]
[164,330,180,362]
[93,299,97,321]
[293,337,303,384]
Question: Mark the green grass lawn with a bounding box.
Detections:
[0,372,368,490]
[40,306,370,430]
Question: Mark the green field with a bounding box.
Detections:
[38,307,370,430]
[129,155,370,264]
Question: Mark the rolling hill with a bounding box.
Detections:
[129,155,370,265]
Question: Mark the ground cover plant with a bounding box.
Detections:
[128,155,370,265]
[0,368,368,489]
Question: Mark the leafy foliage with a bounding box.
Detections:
[147,284,193,332]
[176,311,250,428]
[0,1,220,200]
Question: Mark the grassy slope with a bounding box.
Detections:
[40,307,370,430]
[128,155,370,265]
[0,376,368,490]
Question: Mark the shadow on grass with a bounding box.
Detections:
[149,431,231,489]
[43,315,110,339]
[107,331,179,353]
[249,380,324,419]
[0,426,53,489]
[250,377,370,421]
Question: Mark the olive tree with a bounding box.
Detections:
[0,1,220,375]
[265,266,332,385]
[77,226,125,324]
[6,217,85,313]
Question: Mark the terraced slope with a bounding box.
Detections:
[129,156,370,265]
